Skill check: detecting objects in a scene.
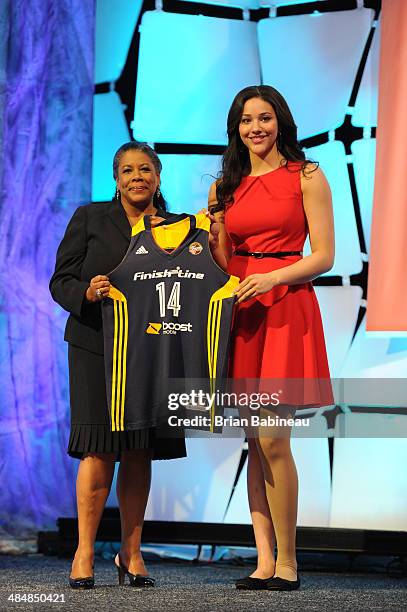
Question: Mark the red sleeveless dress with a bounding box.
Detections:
[225,162,333,408]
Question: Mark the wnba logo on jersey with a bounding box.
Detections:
[146,322,193,335]
[189,242,203,255]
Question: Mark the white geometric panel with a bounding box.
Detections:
[315,286,362,378]
[145,438,244,522]
[224,418,331,527]
[258,8,374,138]
[303,141,362,277]
[133,12,260,144]
[340,314,407,379]
[92,93,130,202]
[95,0,143,83]
[352,21,380,128]
[330,420,407,530]
[159,155,222,215]
[351,138,376,254]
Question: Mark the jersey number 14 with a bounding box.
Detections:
[156,282,181,317]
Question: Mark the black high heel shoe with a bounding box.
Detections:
[114,553,155,588]
[69,561,94,589]
[69,575,94,589]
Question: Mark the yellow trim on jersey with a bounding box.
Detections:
[111,300,118,430]
[120,299,128,432]
[151,216,191,250]
[116,299,123,431]
[206,275,239,432]
[107,285,128,431]
[131,216,147,237]
[209,275,239,302]
[132,213,209,246]
[108,286,126,302]
[194,213,211,232]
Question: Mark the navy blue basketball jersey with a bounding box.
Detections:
[102,213,239,433]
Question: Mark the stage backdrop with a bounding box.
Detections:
[1,0,407,542]
[0,0,95,542]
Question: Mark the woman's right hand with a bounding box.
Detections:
[86,275,110,303]
[198,208,220,250]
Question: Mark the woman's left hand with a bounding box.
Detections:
[233,272,280,303]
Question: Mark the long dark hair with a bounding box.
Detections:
[112,141,167,211]
[215,85,316,211]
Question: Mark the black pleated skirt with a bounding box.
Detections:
[67,344,186,461]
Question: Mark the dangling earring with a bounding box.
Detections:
[115,188,120,200]
[156,187,161,199]
[277,131,282,149]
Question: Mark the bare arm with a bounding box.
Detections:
[274,165,334,285]
[207,181,233,271]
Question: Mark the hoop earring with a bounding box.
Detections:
[115,188,120,200]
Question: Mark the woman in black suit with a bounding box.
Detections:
[50,142,186,589]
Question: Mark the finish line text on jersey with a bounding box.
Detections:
[133,267,205,280]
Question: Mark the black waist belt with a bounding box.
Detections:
[234,250,303,259]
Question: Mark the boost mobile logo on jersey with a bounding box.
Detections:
[146,322,193,335]
[134,266,205,281]
[146,323,162,334]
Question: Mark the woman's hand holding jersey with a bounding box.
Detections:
[199,206,229,271]
[198,208,220,251]
[233,272,280,303]
[86,275,111,302]
[85,216,164,303]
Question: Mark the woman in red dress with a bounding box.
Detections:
[207,85,334,591]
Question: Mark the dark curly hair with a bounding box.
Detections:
[112,141,167,211]
[214,85,317,211]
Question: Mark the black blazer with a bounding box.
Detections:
[49,201,171,355]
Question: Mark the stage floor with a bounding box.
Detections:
[0,555,406,611]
